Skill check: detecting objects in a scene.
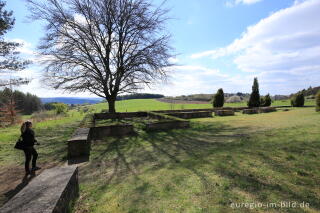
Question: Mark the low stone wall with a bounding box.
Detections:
[94,112,148,120]
[243,108,259,114]
[165,111,213,119]
[0,165,79,213]
[145,121,190,132]
[90,124,135,140]
[68,128,91,159]
[213,107,247,112]
[259,107,277,113]
[215,110,235,116]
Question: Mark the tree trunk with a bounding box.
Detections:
[107,98,116,113]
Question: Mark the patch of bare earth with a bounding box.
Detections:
[0,162,60,207]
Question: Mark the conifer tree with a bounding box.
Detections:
[248,78,260,107]
[316,91,320,112]
[212,88,224,108]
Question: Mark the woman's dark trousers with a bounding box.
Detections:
[23,146,38,173]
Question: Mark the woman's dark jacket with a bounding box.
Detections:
[22,128,37,147]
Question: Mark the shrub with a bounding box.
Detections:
[248,78,260,107]
[212,88,224,108]
[260,94,272,107]
[291,92,305,107]
[316,91,320,112]
[52,103,69,114]
[43,102,57,110]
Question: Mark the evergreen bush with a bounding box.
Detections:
[212,88,224,108]
[316,91,320,112]
[261,94,272,107]
[291,92,305,107]
[248,78,260,107]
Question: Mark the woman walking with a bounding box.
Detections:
[21,121,41,175]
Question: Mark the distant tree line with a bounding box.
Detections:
[117,93,164,101]
[291,86,320,98]
[0,88,42,114]
[172,93,251,102]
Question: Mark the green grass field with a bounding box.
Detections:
[89,99,315,113]
[0,99,319,212]
[73,106,320,213]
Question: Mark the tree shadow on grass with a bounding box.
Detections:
[78,122,250,209]
[78,121,320,212]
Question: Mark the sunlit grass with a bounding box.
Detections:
[0,99,318,211]
[74,108,320,213]
[89,99,315,113]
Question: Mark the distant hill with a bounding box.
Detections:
[117,93,164,100]
[291,86,320,97]
[170,93,250,102]
[41,97,103,105]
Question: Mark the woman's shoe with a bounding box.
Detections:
[31,166,41,171]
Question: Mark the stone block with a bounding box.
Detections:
[90,124,135,140]
[68,128,90,159]
[166,111,213,119]
[259,107,277,113]
[0,166,79,213]
[214,110,235,116]
[243,109,259,114]
[145,121,190,132]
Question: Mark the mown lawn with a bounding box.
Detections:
[90,99,315,112]
[0,99,318,211]
[74,108,320,213]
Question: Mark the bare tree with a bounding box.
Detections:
[0,0,30,87]
[27,0,173,113]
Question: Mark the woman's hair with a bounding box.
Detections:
[21,121,32,134]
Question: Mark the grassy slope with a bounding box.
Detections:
[75,108,320,213]
[0,99,318,211]
[4,98,309,167]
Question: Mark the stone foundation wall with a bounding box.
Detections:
[94,112,148,120]
[259,107,277,113]
[215,110,235,116]
[165,111,213,119]
[145,121,190,132]
[0,166,79,213]
[90,124,135,140]
[68,128,91,159]
[243,109,259,114]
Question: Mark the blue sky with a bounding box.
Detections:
[4,0,319,97]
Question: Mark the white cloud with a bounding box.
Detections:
[10,38,36,56]
[142,65,231,96]
[168,57,179,64]
[237,0,262,4]
[191,0,320,92]
[226,0,262,7]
